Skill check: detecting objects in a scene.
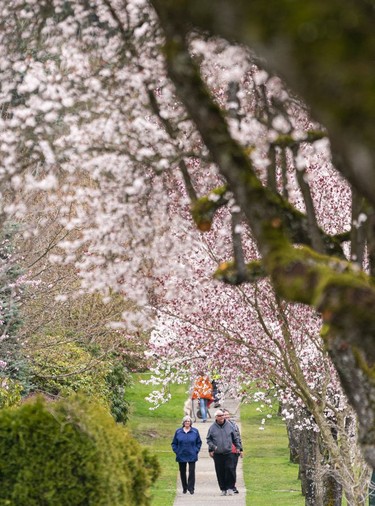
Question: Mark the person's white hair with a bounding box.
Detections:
[182,415,193,425]
[214,409,224,417]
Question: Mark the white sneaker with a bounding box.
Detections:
[220,490,227,496]
[227,489,234,496]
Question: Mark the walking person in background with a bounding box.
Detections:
[211,371,222,408]
[207,409,241,496]
[172,415,202,495]
[223,408,243,494]
[191,373,214,423]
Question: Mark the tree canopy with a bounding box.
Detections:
[0,0,374,471]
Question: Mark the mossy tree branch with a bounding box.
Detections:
[193,185,346,257]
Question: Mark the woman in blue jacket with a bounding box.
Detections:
[171,415,202,495]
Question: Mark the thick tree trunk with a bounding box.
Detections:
[299,429,323,506]
[299,429,344,506]
[322,474,342,506]
[298,430,308,498]
[286,419,301,464]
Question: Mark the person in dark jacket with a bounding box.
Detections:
[206,409,241,496]
[171,415,202,495]
[223,408,243,494]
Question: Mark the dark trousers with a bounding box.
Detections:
[231,452,239,484]
[213,453,236,491]
[178,461,196,492]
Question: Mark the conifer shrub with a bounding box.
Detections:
[0,395,159,506]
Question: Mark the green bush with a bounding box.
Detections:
[29,338,111,399]
[29,338,130,423]
[0,395,159,506]
[0,377,22,408]
[104,361,130,424]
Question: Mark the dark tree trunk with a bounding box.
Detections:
[322,474,342,506]
[285,417,301,464]
[298,429,321,506]
[370,469,375,506]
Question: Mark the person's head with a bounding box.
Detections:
[215,409,225,425]
[222,409,231,420]
[182,415,193,427]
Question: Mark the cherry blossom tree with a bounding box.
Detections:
[148,0,375,470]
[0,0,374,474]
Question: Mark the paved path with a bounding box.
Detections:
[173,397,246,505]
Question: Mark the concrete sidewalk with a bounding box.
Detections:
[173,397,246,505]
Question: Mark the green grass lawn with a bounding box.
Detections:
[125,373,187,506]
[241,402,304,506]
[126,374,304,506]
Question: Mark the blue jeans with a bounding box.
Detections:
[199,398,208,421]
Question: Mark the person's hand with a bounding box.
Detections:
[239,451,244,458]
[209,451,214,458]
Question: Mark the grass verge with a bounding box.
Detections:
[126,372,187,506]
[240,402,304,506]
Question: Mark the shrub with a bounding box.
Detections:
[29,338,111,400]
[29,338,130,423]
[104,361,130,424]
[0,377,22,408]
[0,395,160,506]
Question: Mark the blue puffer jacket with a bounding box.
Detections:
[171,427,202,463]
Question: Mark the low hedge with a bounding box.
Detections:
[0,395,159,506]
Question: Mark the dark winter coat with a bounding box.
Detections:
[228,419,243,451]
[171,427,202,463]
[206,419,241,454]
